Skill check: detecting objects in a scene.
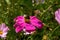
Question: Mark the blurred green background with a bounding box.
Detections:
[0,0,60,40]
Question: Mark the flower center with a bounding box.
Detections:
[25,19,30,23]
[0,30,3,35]
[25,16,30,23]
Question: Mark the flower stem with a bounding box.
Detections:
[40,5,52,17]
[50,26,60,37]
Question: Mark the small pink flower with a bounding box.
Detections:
[0,23,9,38]
[55,9,60,24]
[14,16,43,34]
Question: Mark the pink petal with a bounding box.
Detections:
[15,26,23,33]
[30,16,43,29]
[14,16,25,23]
[55,9,60,24]
[16,22,25,27]
[55,17,60,24]
[13,22,25,28]
[55,10,58,17]
[3,27,9,33]
[25,23,36,33]
[0,24,1,29]
[55,13,60,21]
[1,23,6,30]
[13,23,20,28]
[55,9,60,17]
[58,9,60,14]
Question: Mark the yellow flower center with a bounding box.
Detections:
[25,18,30,23]
[24,16,30,23]
[0,30,3,35]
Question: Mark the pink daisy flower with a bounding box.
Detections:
[14,16,43,34]
[0,23,9,38]
[55,9,60,24]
